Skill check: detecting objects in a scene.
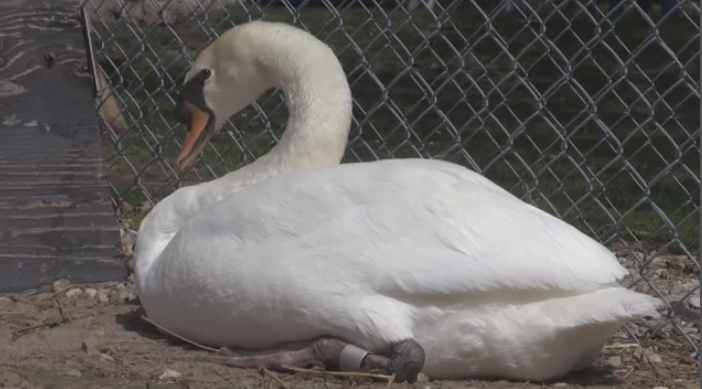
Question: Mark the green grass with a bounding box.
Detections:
[92,0,700,249]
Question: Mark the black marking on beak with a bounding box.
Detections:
[174,68,216,173]
[175,68,212,128]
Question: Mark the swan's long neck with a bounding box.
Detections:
[260,45,352,169]
[198,27,354,203]
[134,25,353,281]
[239,28,353,175]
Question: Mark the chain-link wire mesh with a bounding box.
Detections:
[80,0,699,354]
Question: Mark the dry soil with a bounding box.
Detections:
[0,277,699,389]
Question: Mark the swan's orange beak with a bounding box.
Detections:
[175,101,213,173]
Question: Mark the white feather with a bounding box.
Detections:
[134,21,662,381]
[138,159,660,380]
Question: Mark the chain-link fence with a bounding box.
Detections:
[80,0,699,353]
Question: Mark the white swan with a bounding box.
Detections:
[133,20,662,382]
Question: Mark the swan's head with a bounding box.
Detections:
[174,21,352,173]
[174,24,275,172]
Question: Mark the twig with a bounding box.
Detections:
[85,281,122,289]
[279,365,394,381]
[261,368,289,389]
[621,366,634,380]
[0,312,31,317]
[604,343,640,349]
[0,312,37,322]
[19,289,42,297]
[11,296,74,339]
[55,297,71,324]
[646,354,664,379]
[9,295,42,307]
[141,315,398,384]
[384,373,396,388]
[38,284,74,302]
[140,315,219,353]
[630,372,676,385]
[12,320,62,340]
[518,380,530,389]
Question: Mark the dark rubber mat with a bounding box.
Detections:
[0,0,126,292]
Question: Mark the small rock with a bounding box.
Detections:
[159,368,182,380]
[633,346,645,361]
[0,296,11,304]
[118,291,136,302]
[606,355,622,367]
[115,283,126,292]
[652,387,669,389]
[97,293,109,303]
[666,255,688,270]
[2,114,21,126]
[552,383,568,388]
[84,288,98,298]
[649,255,667,266]
[65,288,83,298]
[81,340,97,353]
[99,353,115,362]
[139,201,153,213]
[66,369,82,377]
[119,201,134,215]
[124,283,136,294]
[125,258,135,274]
[688,325,700,334]
[118,229,135,256]
[646,352,662,364]
[665,280,684,296]
[672,301,698,321]
[52,278,71,293]
[416,373,429,383]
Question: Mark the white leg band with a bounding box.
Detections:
[339,344,370,371]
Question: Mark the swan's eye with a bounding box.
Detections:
[199,69,212,81]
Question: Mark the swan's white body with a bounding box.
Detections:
[134,21,661,381]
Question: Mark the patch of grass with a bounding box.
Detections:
[92,0,700,248]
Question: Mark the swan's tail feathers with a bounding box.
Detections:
[545,287,665,328]
[596,287,665,323]
[617,289,666,318]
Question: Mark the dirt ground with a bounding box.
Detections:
[0,278,699,389]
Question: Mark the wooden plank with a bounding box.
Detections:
[0,0,126,292]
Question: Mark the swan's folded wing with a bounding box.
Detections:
[290,192,630,298]
[185,158,630,298]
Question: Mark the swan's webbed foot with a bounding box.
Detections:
[193,338,425,382]
[195,338,391,374]
[206,338,425,383]
[388,338,426,383]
